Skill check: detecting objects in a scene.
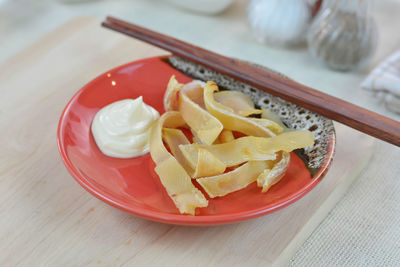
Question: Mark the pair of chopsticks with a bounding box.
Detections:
[102,16,400,147]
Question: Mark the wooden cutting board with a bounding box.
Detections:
[0,17,375,266]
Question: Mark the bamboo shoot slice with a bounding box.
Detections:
[162,128,194,175]
[197,161,270,198]
[179,87,223,145]
[163,129,226,178]
[214,90,263,117]
[249,118,283,135]
[203,82,275,137]
[155,157,207,215]
[261,108,290,132]
[150,111,208,215]
[257,152,290,193]
[218,129,235,143]
[181,80,206,108]
[190,128,203,144]
[179,130,314,169]
[164,75,183,111]
[192,148,226,178]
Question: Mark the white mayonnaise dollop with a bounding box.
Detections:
[91,97,159,158]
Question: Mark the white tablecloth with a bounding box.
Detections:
[1,0,399,265]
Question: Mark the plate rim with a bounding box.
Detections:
[57,56,336,226]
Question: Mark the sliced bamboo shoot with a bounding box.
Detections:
[214,90,263,117]
[179,88,223,145]
[150,111,208,215]
[179,130,314,169]
[192,148,226,178]
[163,75,183,111]
[197,161,270,198]
[203,82,275,137]
[257,152,290,193]
[162,128,193,175]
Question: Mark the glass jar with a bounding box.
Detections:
[307,0,377,71]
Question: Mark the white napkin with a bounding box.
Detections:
[361,50,400,114]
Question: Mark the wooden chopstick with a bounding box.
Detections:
[102,16,400,147]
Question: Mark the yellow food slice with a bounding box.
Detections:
[150,111,208,215]
[179,130,314,169]
[214,90,263,117]
[197,161,271,198]
[162,128,193,175]
[192,148,226,178]
[163,75,183,111]
[261,108,290,132]
[155,157,207,215]
[163,128,226,178]
[257,152,290,193]
[179,85,223,145]
[179,139,272,169]
[181,80,206,108]
[150,111,186,164]
[203,82,275,137]
[218,129,235,143]
[249,118,283,135]
[190,128,203,144]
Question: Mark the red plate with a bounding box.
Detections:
[57,56,335,225]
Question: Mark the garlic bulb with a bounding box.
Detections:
[247,0,312,46]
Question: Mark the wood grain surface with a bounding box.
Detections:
[0,17,375,266]
[103,16,400,147]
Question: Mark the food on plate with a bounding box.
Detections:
[191,148,226,178]
[91,97,159,158]
[203,81,276,137]
[91,76,315,216]
[150,111,208,215]
[261,108,290,132]
[178,131,313,169]
[162,128,193,174]
[164,76,183,111]
[197,161,272,198]
[213,90,263,117]
[257,151,290,192]
[248,118,283,134]
[150,76,315,215]
[178,79,223,145]
[218,129,235,143]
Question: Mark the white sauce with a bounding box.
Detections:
[91,97,159,158]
